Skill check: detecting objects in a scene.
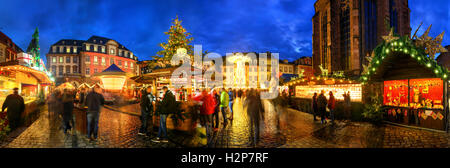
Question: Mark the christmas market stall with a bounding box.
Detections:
[285,75,364,120]
[0,63,53,127]
[93,63,137,104]
[361,27,449,131]
[131,65,204,132]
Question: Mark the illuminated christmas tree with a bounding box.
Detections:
[26,27,41,68]
[156,16,194,64]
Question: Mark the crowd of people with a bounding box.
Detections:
[311,91,352,124]
[189,87,265,147]
[46,87,105,141]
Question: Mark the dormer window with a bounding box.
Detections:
[62,41,65,44]
[74,41,77,45]
[93,39,96,43]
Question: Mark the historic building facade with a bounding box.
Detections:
[46,36,138,85]
[312,0,411,76]
[0,31,23,65]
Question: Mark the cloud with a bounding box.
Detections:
[0,0,448,66]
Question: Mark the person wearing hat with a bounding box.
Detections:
[2,88,25,130]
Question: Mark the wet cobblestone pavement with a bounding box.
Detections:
[2,105,194,148]
[2,100,450,148]
[212,99,450,148]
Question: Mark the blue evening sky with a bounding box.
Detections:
[0,0,449,64]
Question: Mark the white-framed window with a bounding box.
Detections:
[66,47,70,53]
[86,45,89,51]
[130,62,134,68]
[86,67,90,74]
[85,56,90,63]
[52,56,57,63]
[102,46,105,53]
[59,46,63,53]
[125,61,128,68]
[130,53,133,58]
[94,56,98,64]
[59,56,64,63]
[102,57,105,65]
[110,49,115,55]
[73,47,77,53]
[52,46,56,53]
[119,50,122,56]
[94,68,98,73]
[94,45,98,52]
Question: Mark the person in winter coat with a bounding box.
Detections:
[328,91,336,123]
[62,89,75,134]
[139,88,151,136]
[245,89,265,146]
[152,86,175,143]
[220,88,229,126]
[317,90,328,124]
[84,87,105,141]
[1,88,25,130]
[193,89,216,147]
[212,88,221,131]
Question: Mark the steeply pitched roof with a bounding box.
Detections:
[102,63,125,73]
[52,39,85,46]
[0,31,24,53]
[87,35,130,51]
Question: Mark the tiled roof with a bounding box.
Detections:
[53,39,84,46]
[86,35,130,51]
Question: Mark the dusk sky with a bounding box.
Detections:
[0,0,449,64]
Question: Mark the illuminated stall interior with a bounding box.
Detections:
[286,77,361,102]
[366,50,448,131]
[0,65,52,105]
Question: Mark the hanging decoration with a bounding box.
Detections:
[360,24,449,83]
[412,23,448,59]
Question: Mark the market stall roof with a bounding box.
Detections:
[361,36,449,83]
[0,64,52,84]
[56,82,75,90]
[93,63,127,76]
[131,66,203,83]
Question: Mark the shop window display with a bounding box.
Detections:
[409,78,443,110]
[383,79,408,107]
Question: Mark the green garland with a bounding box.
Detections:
[360,35,449,84]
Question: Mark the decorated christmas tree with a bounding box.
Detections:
[154,16,194,67]
[26,27,41,68]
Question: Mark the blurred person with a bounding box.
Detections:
[312,93,318,121]
[1,88,25,130]
[317,90,328,124]
[220,88,229,126]
[228,88,234,120]
[84,87,105,141]
[62,89,75,134]
[245,89,265,146]
[139,86,155,136]
[212,88,221,132]
[344,91,351,120]
[328,91,336,123]
[192,89,216,147]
